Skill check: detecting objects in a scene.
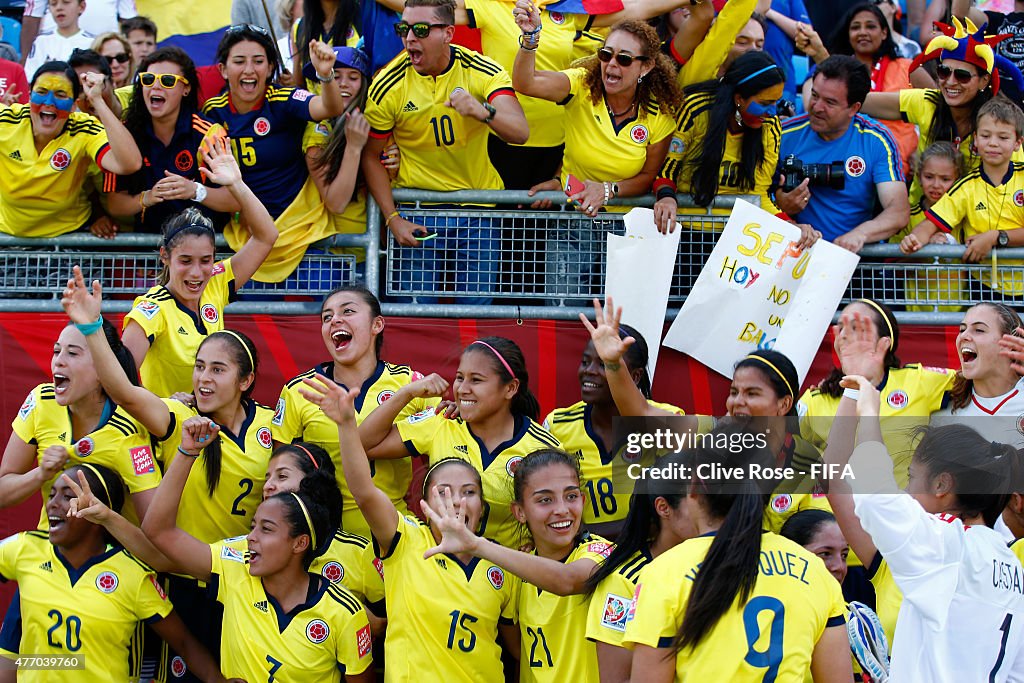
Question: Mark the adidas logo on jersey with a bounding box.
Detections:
[435,557,447,570]
[58,432,66,441]
[454,445,469,454]
[253,600,268,612]
[177,326,188,335]
[8,150,21,161]
[402,100,418,112]
[38,561,52,572]
[977,201,987,211]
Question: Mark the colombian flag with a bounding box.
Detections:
[543,0,624,14]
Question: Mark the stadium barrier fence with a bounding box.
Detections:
[0,189,1020,325]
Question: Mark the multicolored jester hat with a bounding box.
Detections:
[909,17,1024,95]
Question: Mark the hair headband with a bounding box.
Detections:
[856,299,895,342]
[737,64,779,86]
[293,444,319,470]
[288,491,317,549]
[470,341,514,378]
[162,222,215,247]
[217,330,255,370]
[421,457,472,500]
[743,355,795,399]
[78,463,113,507]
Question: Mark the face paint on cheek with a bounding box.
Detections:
[745,100,778,118]
[31,74,76,118]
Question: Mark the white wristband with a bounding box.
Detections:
[193,182,208,203]
[842,388,860,401]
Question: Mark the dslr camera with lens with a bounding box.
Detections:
[779,155,846,192]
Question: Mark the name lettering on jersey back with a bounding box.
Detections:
[993,559,1024,596]
[759,550,811,584]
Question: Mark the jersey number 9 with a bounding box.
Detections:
[742,596,784,683]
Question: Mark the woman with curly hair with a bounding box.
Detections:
[512,15,681,301]
[109,47,240,233]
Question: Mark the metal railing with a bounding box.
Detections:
[0,191,1021,325]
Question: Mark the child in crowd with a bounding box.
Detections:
[901,96,1024,300]
[23,0,94,78]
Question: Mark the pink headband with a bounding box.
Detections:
[471,340,514,377]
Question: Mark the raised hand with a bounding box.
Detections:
[833,311,889,380]
[404,373,450,400]
[199,136,242,188]
[309,40,338,78]
[61,265,103,325]
[421,486,479,559]
[512,0,541,33]
[180,416,220,454]
[298,375,360,425]
[64,470,111,525]
[579,297,634,365]
[40,445,70,481]
[839,374,881,418]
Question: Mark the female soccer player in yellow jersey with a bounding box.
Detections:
[0,463,223,683]
[582,484,695,682]
[273,286,439,538]
[623,424,852,682]
[358,337,561,549]
[299,376,520,683]
[543,326,685,539]
[143,417,374,683]
[582,299,827,532]
[62,267,274,679]
[120,138,278,400]
[798,299,955,488]
[0,320,160,521]
[422,449,613,683]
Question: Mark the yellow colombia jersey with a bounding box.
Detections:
[900,88,1024,205]
[208,542,372,683]
[866,551,903,651]
[0,531,172,683]
[291,19,361,93]
[377,512,520,683]
[463,0,590,148]
[925,162,1024,295]
[542,400,685,526]
[160,398,273,543]
[518,533,612,682]
[658,89,782,214]
[123,259,236,399]
[301,121,368,262]
[572,27,608,62]
[221,529,386,613]
[762,434,829,534]
[675,0,756,86]
[365,45,514,192]
[1014,538,1024,566]
[586,548,652,648]
[624,532,846,682]
[0,104,110,237]
[397,412,563,549]
[559,67,676,213]
[274,361,437,538]
[12,384,161,528]
[798,364,955,487]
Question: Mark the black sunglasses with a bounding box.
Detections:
[936,64,977,84]
[226,23,270,37]
[107,52,131,64]
[597,47,648,68]
[393,21,449,38]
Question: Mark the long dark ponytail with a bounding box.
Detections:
[686,51,784,207]
[674,423,775,651]
[197,330,259,496]
[585,480,684,591]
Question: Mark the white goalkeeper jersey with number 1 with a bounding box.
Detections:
[850,441,1024,683]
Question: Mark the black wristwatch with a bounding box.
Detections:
[998,231,1010,248]
[481,102,497,124]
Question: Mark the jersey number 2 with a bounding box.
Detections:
[231,478,254,516]
[742,596,785,683]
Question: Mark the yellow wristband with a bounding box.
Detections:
[386,210,400,227]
